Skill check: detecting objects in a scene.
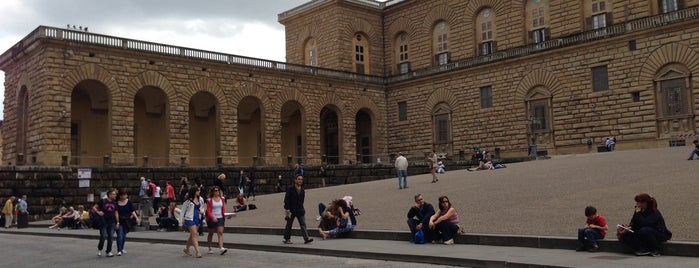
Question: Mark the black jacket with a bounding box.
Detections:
[284,185,306,216]
[407,203,435,227]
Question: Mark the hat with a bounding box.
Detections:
[342,195,353,205]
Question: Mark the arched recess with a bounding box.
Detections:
[425,88,458,155]
[189,91,220,166]
[182,78,229,164]
[16,86,29,163]
[348,96,383,164]
[653,63,694,138]
[276,88,310,164]
[134,86,169,166]
[70,79,112,166]
[340,18,380,74]
[238,96,265,166]
[320,105,342,165]
[524,86,554,149]
[296,22,321,65]
[638,43,699,87]
[386,18,420,74]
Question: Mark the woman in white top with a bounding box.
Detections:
[180,187,205,258]
[206,186,228,255]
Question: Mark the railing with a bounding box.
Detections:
[2,6,699,87]
[278,0,408,22]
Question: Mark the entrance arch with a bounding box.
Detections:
[70,80,111,166]
[281,101,305,164]
[238,96,265,165]
[134,86,169,166]
[320,106,342,164]
[189,92,219,166]
[355,109,373,164]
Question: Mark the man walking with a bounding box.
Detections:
[395,152,409,189]
[213,173,226,198]
[283,175,313,244]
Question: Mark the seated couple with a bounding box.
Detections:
[156,201,181,231]
[407,194,461,244]
[317,197,357,239]
[49,206,76,229]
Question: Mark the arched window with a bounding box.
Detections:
[433,103,451,145]
[433,21,450,65]
[476,8,497,55]
[304,38,317,66]
[353,33,369,74]
[525,86,552,133]
[395,32,410,74]
[654,63,693,136]
[526,0,550,44]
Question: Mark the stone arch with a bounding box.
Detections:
[422,4,462,33]
[182,77,227,110]
[310,92,346,119]
[229,81,272,115]
[425,88,459,113]
[125,71,177,107]
[296,23,322,60]
[15,73,33,100]
[387,17,421,41]
[60,64,119,102]
[464,0,509,18]
[515,69,563,103]
[274,88,311,116]
[347,96,383,123]
[340,17,381,50]
[639,43,699,86]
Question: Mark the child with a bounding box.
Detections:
[576,206,608,252]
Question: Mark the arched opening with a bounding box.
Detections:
[320,106,341,164]
[134,86,169,166]
[355,109,373,164]
[238,96,264,166]
[281,101,305,164]
[432,103,452,155]
[70,80,111,166]
[653,63,693,138]
[189,92,219,166]
[525,86,554,152]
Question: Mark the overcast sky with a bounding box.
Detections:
[0,0,322,120]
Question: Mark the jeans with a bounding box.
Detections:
[397,170,407,189]
[116,223,127,252]
[284,213,309,241]
[328,222,354,236]
[98,222,115,253]
[435,221,459,241]
[577,228,603,247]
[156,217,178,229]
[318,203,326,216]
[689,149,699,159]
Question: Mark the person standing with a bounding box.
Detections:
[205,186,228,255]
[138,177,152,217]
[178,176,189,203]
[153,183,162,213]
[181,187,205,258]
[283,175,314,244]
[17,195,28,228]
[428,150,439,183]
[238,170,246,197]
[246,171,256,201]
[213,173,226,198]
[94,189,118,257]
[395,152,409,189]
[407,194,435,243]
[115,189,140,256]
[2,196,15,228]
[319,167,327,187]
[274,175,285,193]
[165,180,175,203]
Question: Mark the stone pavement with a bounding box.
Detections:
[11,146,699,267]
[4,225,699,267]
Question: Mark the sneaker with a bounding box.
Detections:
[117,251,122,256]
[122,250,127,254]
[650,251,661,257]
[97,251,101,257]
[282,239,293,244]
[207,248,214,254]
[443,239,454,245]
[304,238,314,244]
[106,252,114,257]
[588,245,599,252]
[49,225,57,229]
[220,248,228,255]
[316,215,321,221]
[158,228,166,232]
[635,250,651,256]
[575,246,586,252]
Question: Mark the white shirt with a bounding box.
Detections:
[154,186,161,198]
[211,199,223,218]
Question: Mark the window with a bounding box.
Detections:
[304,38,317,66]
[533,28,546,44]
[586,0,612,30]
[480,86,493,108]
[592,13,606,29]
[396,33,410,74]
[433,21,450,65]
[476,8,497,55]
[660,0,678,13]
[353,34,369,74]
[527,0,549,44]
[435,114,450,143]
[631,92,641,102]
[660,78,688,117]
[591,65,609,92]
[529,99,548,131]
[398,101,408,121]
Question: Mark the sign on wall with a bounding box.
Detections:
[78,168,91,188]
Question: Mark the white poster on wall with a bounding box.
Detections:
[78,168,91,188]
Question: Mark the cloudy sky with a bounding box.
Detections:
[0,0,321,119]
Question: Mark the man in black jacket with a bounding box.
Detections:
[407,194,435,243]
[283,175,313,244]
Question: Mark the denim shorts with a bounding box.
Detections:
[207,217,225,228]
[183,220,197,227]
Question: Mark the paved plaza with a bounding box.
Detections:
[232,145,699,241]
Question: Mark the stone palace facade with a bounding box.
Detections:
[2,0,699,167]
